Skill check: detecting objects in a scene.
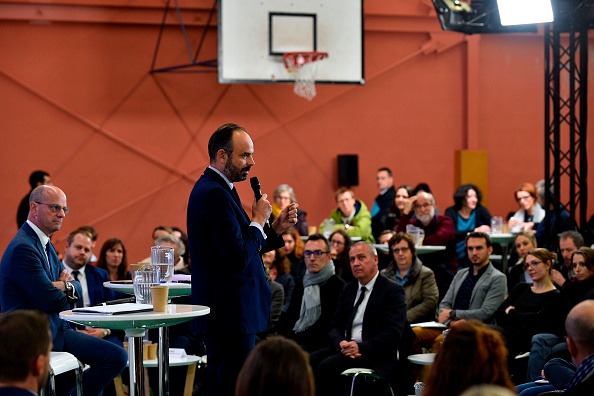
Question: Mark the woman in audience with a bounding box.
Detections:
[445,184,492,268]
[507,232,537,292]
[385,184,414,231]
[423,320,514,396]
[281,228,305,285]
[494,249,565,371]
[508,183,545,232]
[381,232,439,323]
[328,229,354,283]
[271,184,308,236]
[236,336,315,396]
[97,238,131,299]
[263,249,294,312]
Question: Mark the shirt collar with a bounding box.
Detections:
[26,219,50,247]
[359,270,380,291]
[63,260,86,276]
[208,165,233,190]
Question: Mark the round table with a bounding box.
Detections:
[408,353,436,365]
[60,304,209,396]
[104,281,192,298]
[372,244,445,255]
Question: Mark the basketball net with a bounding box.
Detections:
[283,52,328,101]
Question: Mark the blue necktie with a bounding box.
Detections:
[45,242,54,279]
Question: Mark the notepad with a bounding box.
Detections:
[410,321,447,329]
[72,303,153,315]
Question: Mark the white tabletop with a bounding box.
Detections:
[59,304,209,332]
[489,233,515,244]
[104,281,192,297]
[416,245,446,255]
[408,353,436,365]
[134,355,202,368]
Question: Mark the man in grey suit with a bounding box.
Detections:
[411,231,507,352]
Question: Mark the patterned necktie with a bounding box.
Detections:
[71,270,84,307]
[345,286,367,340]
[45,242,54,279]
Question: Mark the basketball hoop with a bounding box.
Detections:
[283,51,328,101]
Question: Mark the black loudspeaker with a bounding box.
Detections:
[338,155,359,187]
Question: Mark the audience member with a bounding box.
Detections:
[0,185,127,395]
[154,233,189,275]
[412,232,507,353]
[377,229,395,271]
[76,225,99,265]
[381,232,439,323]
[281,228,305,285]
[97,238,131,299]
[279,234,345,352]
[16,170,52,229]
[235,336,315,396]
[508,183,545,232]
[551,230,585,287]
[445,184,492,268]
[328,229,354,283]
[310,242,407,394]
[324,187,375,243]
[385,185,414,231]
[396,191,456,298]
[139,225,174,263]
[422,320,514,396]
[266,249,294,312]
[494,248,565,380]
[0,310,52,396]
[171,226,191,269]
[261,253,285,335]
[370,167,396,241]
[534,180,575,250]
[271,184,309,236]
[507,232,537,292]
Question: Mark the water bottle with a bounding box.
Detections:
[133,264,160,304]
[322,218,335,237]
[151,245,174,283]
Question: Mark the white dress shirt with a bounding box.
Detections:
[350,270,380,343]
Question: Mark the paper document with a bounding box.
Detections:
[72,303,153,315]
[411,321,447,329]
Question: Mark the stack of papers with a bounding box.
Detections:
[73,303,153,315]
[410,321,447,329]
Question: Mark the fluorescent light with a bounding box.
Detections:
[497,0,554,26]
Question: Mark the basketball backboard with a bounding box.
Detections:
[218,0,364,84]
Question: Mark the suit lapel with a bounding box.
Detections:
[204,168,250,222]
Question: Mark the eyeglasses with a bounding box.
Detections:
[525,260,543,268]
[414,203,432,209]
[392,247,410,254]
[35,202,70,215]
[303,250,328,257]
[330,240,344,246]
[517,195,532,202]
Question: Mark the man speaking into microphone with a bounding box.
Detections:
[187,123,298,396]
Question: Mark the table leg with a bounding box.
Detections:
[126,329,147,396]
[158,326,170,396]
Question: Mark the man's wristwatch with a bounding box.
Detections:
[64,281,75,298]
[449,310,457,320]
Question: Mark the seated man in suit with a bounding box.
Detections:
[62,229,121,344]
[310,241,407,394]
[0,185,127,396]
[0,310,52,396]
[279,234,345,352]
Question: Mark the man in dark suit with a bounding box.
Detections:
[187,123,298,396]
[0,185,127,396]
[310,241,407,394]
[0,310,52,396]
[16,170,52,229]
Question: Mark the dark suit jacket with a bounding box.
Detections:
[78,264,116,306]
[329,273,407,379]
[0,222,82,350]
[187,167,284,335]
[0,387,38,396]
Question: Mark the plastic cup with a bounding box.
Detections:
[491,216,503,234]
[150,285,169,312]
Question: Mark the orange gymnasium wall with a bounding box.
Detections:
[1,1,593,262]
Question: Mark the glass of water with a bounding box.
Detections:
[134,264,160,304]
[151,245,174,283]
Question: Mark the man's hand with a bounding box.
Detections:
[272,203,299,234]
[58,269,74,282]
[551,269,566,286]
[78,327,106,339]
[251,193,272,226]
[339,340,361,359]
[505,305,515,314]
[438,308,452,324]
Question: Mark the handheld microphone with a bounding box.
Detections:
[250,177,263,201]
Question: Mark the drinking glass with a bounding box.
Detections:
[133,264,160,304]
[490,216,503,234]
[151,245,174,283]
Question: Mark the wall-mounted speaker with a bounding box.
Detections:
[338,155,358,187]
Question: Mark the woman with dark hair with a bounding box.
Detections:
[385,185,414,231]
[328,229,354,283]
[235,336,315,396]
[423,320,514,396]
[267,250,295,312]
[282,228,305,284]
[445,184,492,268]
[97,238,131,300]
[381,232,439,323]
[509,182,546,232]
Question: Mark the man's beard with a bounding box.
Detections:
[224,161,251,182]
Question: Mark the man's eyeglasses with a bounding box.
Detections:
[414,203,432,209]
[35,202,70,215]
[392,247,410,254]
[304,250,328,258]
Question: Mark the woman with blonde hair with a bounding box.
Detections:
[423,320,514,396]
[507,231,538,291]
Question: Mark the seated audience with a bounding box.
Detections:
[377,229,395,271]
[154,233,189,275]
[551,231,585,287]
[507,232,537,292]
[381,232,439,323]
[139,225,173,263]
[264,249,294,312]
[385,185,414,231]
[329,230,354,283]
[444,184,492,268]
[534,180,575,250]
[235,336,315,396]
[370,167,396,241]
[279,234,345,352]
[396,191,456,298]
[281,228,305,285]
[412,232,507,353]
[271,184,309,236]
[422,320,514,396]
[97,238,131,299]
[171,226,190,268]
[76,225,99,265]
[323,187,375,243]
[0,310,52,396]
[310,242,407,395]
[508,183,545,232]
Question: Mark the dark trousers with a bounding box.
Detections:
[205,333,255,396]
